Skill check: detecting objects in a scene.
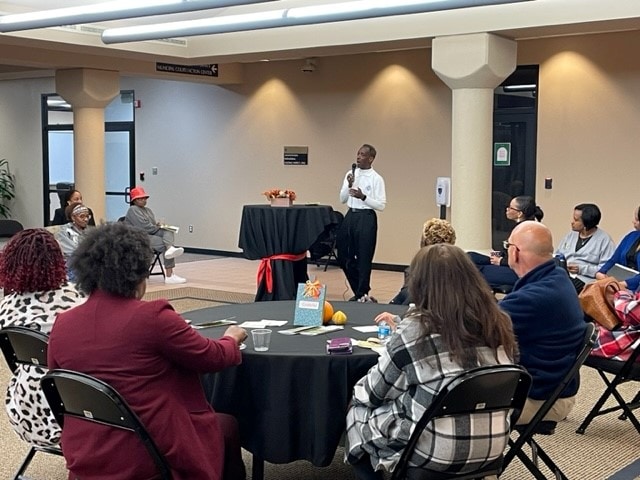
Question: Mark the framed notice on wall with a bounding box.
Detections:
[284,146,308,165]
[494,142,511,166]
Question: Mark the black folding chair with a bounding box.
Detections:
[148,250,166,278]
[309,210,344,271]
[0,326,63,480]
[118,215,165,278]
[41,369,172,480]
[503,322,598,480]
[0,219,24,238]
[391,364,532,480]
[576,336,640,436]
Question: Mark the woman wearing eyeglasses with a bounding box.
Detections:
[55,202,93,281]
[468,195,544,290]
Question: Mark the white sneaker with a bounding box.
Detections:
[165,246,184,260]
[165,274,186,284]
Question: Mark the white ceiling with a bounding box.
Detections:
[0,0,639,77]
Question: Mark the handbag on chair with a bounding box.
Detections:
[578,278,623,330]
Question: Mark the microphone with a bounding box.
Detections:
[350,163,356,187]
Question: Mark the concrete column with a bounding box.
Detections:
[432,33,516,250]
[55,69,120,223]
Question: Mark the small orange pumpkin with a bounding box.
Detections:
[323,301,334,325]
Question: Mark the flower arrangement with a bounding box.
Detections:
[263,189,297,201]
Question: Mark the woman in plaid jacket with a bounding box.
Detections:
[591,289,640,362]
[346,244,518,480]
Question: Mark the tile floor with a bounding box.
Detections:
[146,255,405,303]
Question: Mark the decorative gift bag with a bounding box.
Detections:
[578,278,623,330]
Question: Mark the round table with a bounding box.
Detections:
[190,301,408,480]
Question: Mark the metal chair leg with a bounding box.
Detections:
[13,446,36,480]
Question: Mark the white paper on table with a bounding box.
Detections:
[240,320,288,328]
[261,320,288,327]
[298,325,343,336]
[352,325,378,333]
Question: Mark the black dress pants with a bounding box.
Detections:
[336,209,377,298]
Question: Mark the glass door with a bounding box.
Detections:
[491,65,539,250]
[42,91,135,225]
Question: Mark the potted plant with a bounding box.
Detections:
[0,158,16,218]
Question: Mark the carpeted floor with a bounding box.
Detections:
[2,287,639,479]
[143,286,255,312]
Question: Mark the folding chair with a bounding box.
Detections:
[118,216,165,278]
[41,369,172,480]
[502,322,598,480]
[391,364,532,480]
[149,250,166,278]
[0,326,63,480]
[576,337,640,435]
[309,210,344,271]
[0,219,24,238]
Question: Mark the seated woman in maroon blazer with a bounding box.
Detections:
[47,222,248,480]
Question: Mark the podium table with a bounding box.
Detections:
[238,204,334,301]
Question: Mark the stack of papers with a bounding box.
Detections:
[191,319,237,330]
[240,320,288,328]
[279,325,343,336]
[354,339,381,349]
[160,224,180,233]
[352,325,379,333]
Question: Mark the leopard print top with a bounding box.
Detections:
[1,285,86,447]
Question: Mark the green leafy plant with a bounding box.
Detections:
[0,158,16,218]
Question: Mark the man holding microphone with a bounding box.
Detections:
[337,144,387,301]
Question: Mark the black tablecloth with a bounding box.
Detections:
[192,301,407,467]
[238,204,334,301]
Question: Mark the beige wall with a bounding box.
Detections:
[1,30,639,266]
[122,49,453,265]
[522,30,640,246]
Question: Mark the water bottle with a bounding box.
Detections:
[554,253,568,273]
[377,321,391,344]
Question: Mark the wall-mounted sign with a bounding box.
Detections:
[284,146,308,165]
[156,63,218,77]
[494,142,511,166]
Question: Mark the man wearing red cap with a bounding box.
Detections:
[125,186,186,284]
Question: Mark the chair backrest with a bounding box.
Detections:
[55,182,74,207]
[0,219,24,238]
[0,326,49,373]
[331,210,344,227]
[392,364,532,480]
[503,322,597,467]
[41,369,172,480]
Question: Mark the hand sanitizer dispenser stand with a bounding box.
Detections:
[435,177,451,219]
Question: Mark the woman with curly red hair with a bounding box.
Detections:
[0,228,85,447]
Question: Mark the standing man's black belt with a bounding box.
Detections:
[350,208,374,213]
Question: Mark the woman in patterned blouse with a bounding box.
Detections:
[0,228,85,447]
[346,244,518,479]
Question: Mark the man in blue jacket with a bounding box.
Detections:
[499,221,586,426]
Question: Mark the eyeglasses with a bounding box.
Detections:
[503,240,520,251]
[506,206,522,212]
[76,214,92,220]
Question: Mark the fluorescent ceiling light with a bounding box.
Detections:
[102,0,533,43]
[0,0,278,33]
[503,84,537,91]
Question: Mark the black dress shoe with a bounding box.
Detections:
[535,421,557,435]
[348,295,359,301]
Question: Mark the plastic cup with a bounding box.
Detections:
[252,329,272,352]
